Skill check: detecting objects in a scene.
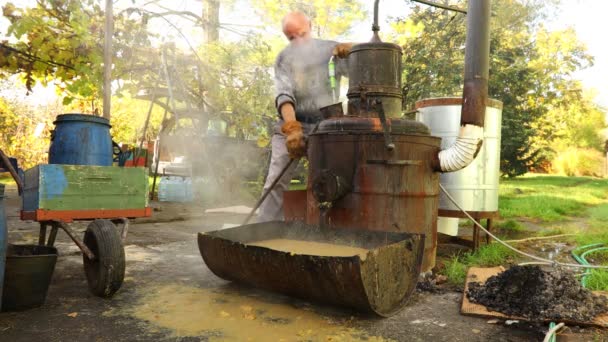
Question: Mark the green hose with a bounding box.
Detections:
[548,322,556,342]
[572,243,606,287]
[547,243,607,341]
[328,56,337,102]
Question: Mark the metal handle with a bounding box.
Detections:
[374,99,395,151]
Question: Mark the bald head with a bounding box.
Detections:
[282,11,312,43]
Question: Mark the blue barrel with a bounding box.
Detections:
[0,183,7,310]
[48,114,113,166]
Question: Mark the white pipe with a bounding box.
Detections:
[437,124,483,172]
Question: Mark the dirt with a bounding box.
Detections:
[467,265,608,322]
[1,184,605,341]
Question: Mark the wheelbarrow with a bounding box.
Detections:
[1,150,150,298]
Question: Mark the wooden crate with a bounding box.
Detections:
[23,164,149,212]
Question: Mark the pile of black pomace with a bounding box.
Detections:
[467,265,608,322]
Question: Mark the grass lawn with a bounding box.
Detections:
[499,174,608,221]
[441,174,608,291]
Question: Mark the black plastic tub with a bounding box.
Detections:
[2,244,58,311]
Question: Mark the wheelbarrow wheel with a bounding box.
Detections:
[83,219,125,298]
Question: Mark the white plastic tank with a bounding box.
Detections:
[416,97,503,236]
[158,176,194,202]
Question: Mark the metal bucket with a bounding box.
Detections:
[48,114,113,166]
[1,244,58,311]
[198,221,424,316]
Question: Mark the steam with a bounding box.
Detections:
[155,125,268,211]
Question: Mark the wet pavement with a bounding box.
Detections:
[0,186,600,341]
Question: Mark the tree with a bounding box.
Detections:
[0,94,54,169]
[0,1,152,111]
[390,0,599,177]
[249,0,366,39]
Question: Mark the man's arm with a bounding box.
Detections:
[274,53,297,122]
[333,42,353,78]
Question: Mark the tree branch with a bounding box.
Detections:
[410,0,467,14]
[0,42,77,71]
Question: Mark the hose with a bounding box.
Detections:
[543,322,564,342]
[443,183,607,341]
[440,184,608,269]
[572,244,607,287]
[328,56,337,103]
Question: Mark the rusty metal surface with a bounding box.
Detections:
[460,0,491,127]
[306,133,441,272]
[347,42,403,118]
[198,221,424,316]
[283,190,307,221]
[319,103,344,119]
[415,97,503,110]
[316,117,430,135]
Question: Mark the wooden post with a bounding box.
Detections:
[103,0,113,119]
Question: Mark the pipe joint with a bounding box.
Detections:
[437,124,483,173]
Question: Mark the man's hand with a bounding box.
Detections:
[332,42,354,58]
[281,121,306,159]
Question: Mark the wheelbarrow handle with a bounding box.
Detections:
[0,148,23,194]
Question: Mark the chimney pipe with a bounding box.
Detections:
[461,0,490,127]
[436,0,491,173]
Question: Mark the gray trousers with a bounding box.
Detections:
[257,121,315,222]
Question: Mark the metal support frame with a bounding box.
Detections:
[437,209,498,250]
[111,218,129,242]
[38,223,47,246]
[39,221,95,260]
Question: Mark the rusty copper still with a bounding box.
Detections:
[305,0,491,272]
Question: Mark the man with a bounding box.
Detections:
[257,11,352,222]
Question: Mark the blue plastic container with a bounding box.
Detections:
[0,184,7,310]
[48,114,113,166]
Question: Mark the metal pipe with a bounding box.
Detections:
[243,158,294,225]
[436,0,490,173]
[461,0,490,127]
[56,221,96,261]
[371,0,381,42]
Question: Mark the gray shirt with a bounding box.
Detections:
[274,38,348,120]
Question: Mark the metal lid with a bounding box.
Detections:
[415,97,504,110]
[350,41,403,54]
[54,113,111,126]
[315,117,431,135]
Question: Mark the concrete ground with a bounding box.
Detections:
[0,186,601,341]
